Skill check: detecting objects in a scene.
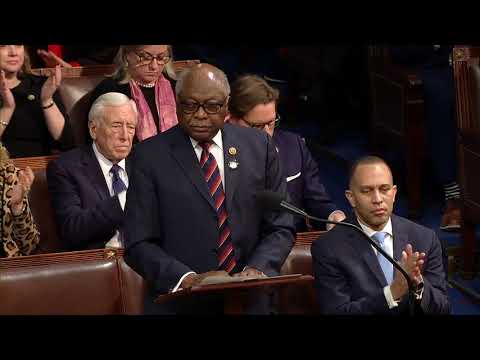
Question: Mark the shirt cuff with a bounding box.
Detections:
[171,271,196,293]
[384,286,399,309]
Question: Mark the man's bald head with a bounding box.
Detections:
[175,63,231,142]
[175,63,230,99]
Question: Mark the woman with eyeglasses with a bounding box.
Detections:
[0,45,74,158]
[228,74,346,232]
[90,45,178,142]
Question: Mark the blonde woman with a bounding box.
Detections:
[0,45,74,158]
[0,144,40,257]
[90,45,178,142]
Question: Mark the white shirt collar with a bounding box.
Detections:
[189,130,223,151]
[357,216,393,239]
[92,142,126,177]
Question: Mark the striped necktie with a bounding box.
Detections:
[199,142,236,273]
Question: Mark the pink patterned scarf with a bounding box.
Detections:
[129,74,178,141]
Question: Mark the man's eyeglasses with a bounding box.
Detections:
[180,99,227,115]
[133,51,171,66]
[242,114,281,130]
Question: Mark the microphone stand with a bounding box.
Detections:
[280,200,417,316]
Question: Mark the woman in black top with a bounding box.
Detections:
[90,45,178,142]
[0,45,74,158]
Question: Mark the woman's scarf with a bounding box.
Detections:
[129,74,178,141]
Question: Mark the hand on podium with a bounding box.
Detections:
[232,267,266,278]
[180,270,230,289]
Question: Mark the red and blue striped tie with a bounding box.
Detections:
[199,142,236,273]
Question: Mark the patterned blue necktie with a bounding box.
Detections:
[110,164,127,195]
[371,232,394,285]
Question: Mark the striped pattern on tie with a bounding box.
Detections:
[200,142,236,273]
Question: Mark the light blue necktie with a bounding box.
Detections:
[371,232,394,284]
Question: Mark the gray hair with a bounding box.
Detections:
[175,66,230,98]
[88,92,138,124]
[111,45,177,84]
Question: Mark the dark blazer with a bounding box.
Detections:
[4,74,75,158]
[47,144,129,250]
[124,123,295,313]
[273,129,337,231]
[311,214,450,315]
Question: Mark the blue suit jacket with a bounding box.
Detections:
[273,129,337,231]
[311,214,450,315]
[47,144,127,250]
[124,124,295,313]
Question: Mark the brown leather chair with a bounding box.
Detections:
[11,155,63,254]
[278,231,324,314]
[452,46,480,277]
[369,46,426,219]
[0,233,317,314]
[0,248,145,315]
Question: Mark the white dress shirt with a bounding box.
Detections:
[172,131,225,293]
[92,143,128,248]
[357,217,425,309]
[357,218,399,308]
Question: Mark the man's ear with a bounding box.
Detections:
[88,120,97,141]
[345,190,356,208]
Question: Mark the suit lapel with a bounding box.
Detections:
[392,214,408,262]
[168,127,216,211]
[81,145,110,200]
[222,125,240,211]
[347,217,388,287]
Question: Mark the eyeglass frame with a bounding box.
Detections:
[132,50,171,66]
[179,97,229,115]
[241,114,281,130]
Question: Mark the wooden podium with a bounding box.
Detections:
[155,274,314,314]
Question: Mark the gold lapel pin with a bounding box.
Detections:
[228,147,237,156]
[27,94,36,101]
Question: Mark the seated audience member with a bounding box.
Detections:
[311,156,450,315]
[0,45,74,158]
[228,74,346,231]
[90,45,177,142]
[124,64,295,314]
[47,92,137,250]
[0,144,40,256]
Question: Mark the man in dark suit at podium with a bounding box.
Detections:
[124,64,295,314]
[311,156,450,315]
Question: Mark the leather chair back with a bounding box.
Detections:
[278,231,324,314]
[0,249,145,315]
[11,155,63,254]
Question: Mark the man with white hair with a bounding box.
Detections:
[47,92,137,250]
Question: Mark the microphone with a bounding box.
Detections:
[257,190,417,316]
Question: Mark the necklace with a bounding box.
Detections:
[134,80,156,88]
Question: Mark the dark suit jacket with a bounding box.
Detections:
[47,144,128,250]
[311,214,450,315]
[124,123,295,313]
[273,129,337,231]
